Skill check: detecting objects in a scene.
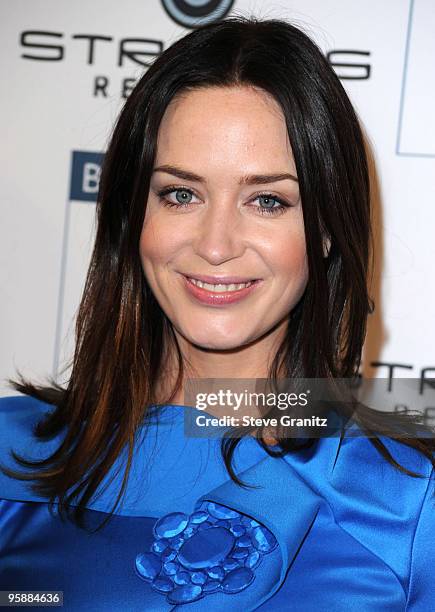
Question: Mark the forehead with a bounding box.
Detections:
[154,85,295,174]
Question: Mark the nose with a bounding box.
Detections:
[192,198,246,265]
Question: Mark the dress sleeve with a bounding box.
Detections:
[406,467,435,610]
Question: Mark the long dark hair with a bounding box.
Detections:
[3,16,434,531]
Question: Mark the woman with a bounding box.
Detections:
[1,16,434,611]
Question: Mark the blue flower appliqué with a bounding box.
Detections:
[134,500,278,605]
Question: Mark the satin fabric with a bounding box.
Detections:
[0,395,434,611]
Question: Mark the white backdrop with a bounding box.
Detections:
[1,0,434,396]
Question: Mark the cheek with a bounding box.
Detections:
[139,215,181,270]
[267,226,308,282]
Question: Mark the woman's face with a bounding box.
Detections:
[140,85,308,352]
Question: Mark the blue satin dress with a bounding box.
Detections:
[0,395,434,611]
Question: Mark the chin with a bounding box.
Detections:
[186,331,254,351]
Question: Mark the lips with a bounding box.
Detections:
[183,273,260,284]
[181,274,262,306]
[189,277,254,291]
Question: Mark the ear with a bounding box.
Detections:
[322,235,331,258]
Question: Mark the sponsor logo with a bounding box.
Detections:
[19,30,371,100]
[161,0,235,29]
[70,151,104,202]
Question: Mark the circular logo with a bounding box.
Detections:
[161,0,235,29]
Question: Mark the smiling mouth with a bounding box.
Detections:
[180,274,263,305]
[185,277,256,293]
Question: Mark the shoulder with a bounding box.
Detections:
[407,461,435,609]
[329,426,434,524]
[328,428,435,595]
[332,426,434,489]
[285,422,433,495]
[0,394,56,448]
[0,393,54,419]
[0,394,62,501]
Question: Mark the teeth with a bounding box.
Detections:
[188,278,254,292]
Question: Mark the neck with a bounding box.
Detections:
[155,317,289,406]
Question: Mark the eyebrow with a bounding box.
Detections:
[153,164,298,184]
